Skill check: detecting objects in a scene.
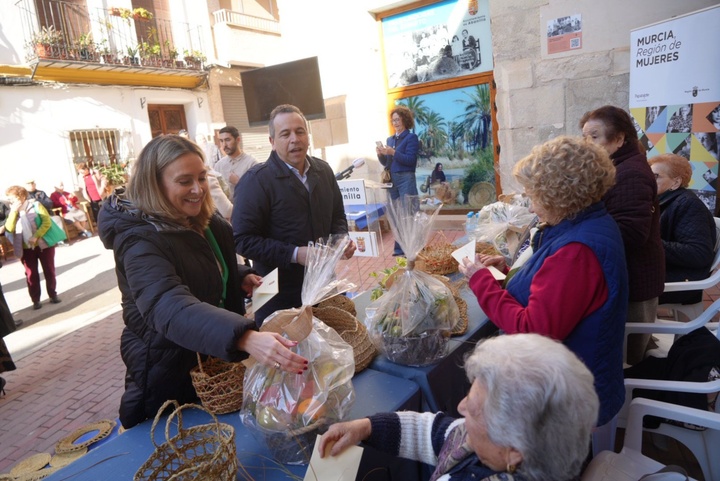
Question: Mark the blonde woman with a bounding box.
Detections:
[97,135,307,428]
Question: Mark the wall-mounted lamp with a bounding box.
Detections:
[197,97,204,108]
[140,97,147,109]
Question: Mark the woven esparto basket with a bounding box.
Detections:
[190,353,244,414]
[317,294,357,317]
[134,401,237,481]
[418,233,458,275]
[312,306,377,373]
[451,296,468,336]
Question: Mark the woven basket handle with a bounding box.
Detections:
[195,352,206,375]
[149,400,181,449]
[164,403,224,462]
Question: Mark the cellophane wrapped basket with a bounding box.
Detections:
[190,353,244,414]
[365,196,459,366]
[469,201,536,264]
[240,236,356,464]
[134,401,237,481]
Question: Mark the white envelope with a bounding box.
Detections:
[251,268,279,312]
[451,239,476,265]
[452,240,506,281]
[304,435,363,481]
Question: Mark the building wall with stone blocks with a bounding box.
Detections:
[489,0,717,194]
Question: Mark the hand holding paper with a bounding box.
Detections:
[304,435,363,481]
[251,268,278,312]
[454,241,506,281]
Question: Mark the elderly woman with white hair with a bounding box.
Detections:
[320,333,599,481]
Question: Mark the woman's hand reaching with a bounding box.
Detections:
[458,254,489,279]
[237,330,308,374]
[478,254,507,271]
[319,418,372,458]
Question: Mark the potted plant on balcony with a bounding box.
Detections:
[132,7,153,22]
[98,39,115,64]
[75,32,97,61]
[29,26,63,59]
[183,49,206,70]
[124,45,139,65]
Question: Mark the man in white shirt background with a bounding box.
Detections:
[215,126,258,199]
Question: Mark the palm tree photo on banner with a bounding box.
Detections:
[396,83,495,211]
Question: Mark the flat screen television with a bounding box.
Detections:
[241,57,326,127]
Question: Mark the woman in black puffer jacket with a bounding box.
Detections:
[649,153,717,306]
[98,135,308,428]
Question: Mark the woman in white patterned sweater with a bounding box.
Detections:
[320,334,599,481]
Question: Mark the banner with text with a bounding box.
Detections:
[629,5,720,211]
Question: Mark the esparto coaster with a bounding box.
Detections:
[9,453,51,477]
[55,419,116,454]
[50,447,87,468]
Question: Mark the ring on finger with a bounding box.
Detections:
[274,361,280,369]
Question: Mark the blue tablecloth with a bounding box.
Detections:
[44,368,422,481]
[359,285,498,416]
[344,203,386,230]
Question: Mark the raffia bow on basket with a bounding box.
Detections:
[190,353,245,414]
[134,400,237,481]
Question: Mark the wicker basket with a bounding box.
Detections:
[134,401,237,481]
[317,295,356,317]
[190,354,244,415]
[451,296,468,336]
[312,306,377,373]
[417,234,458,275]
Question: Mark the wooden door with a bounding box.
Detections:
[148,104,187,137]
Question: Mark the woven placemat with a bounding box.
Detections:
[55,419,116,454]
[9,453,51,477]
[12,466,61,481]
[50,448,87,468]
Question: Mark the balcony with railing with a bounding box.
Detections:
[17,0,211,87]
[212,9,280,35]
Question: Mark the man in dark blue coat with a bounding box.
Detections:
[232,104,355,326]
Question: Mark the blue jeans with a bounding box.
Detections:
[389,171,418,255]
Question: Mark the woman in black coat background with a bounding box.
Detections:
[649,153,717,306]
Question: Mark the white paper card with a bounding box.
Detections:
[451,240,476,265]
[303,435,363,481]
[251,268,278,312]
[487,266,506,281]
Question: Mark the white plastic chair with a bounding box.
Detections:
[620,310,720,481]
[660,217,720,321]
[583,398,720,481]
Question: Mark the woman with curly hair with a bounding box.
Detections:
[376,105,419,256]
[459,136,628,454]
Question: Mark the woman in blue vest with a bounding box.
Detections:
[459,136,629,455]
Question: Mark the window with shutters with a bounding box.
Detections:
[68,129,130,168]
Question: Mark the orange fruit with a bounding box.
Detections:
[297,398,326,423]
